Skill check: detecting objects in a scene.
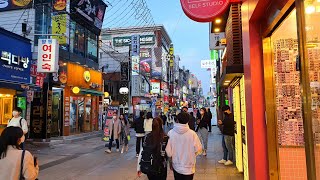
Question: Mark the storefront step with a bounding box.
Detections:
[27,131,102,147]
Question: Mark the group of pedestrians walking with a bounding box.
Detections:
[134,105,235,180]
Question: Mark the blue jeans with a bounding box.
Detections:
[222,135,228,160]
[224,135,235,161]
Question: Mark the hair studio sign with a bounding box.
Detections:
[180,0,230,22]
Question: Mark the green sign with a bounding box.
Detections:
[210,50,219,60]
[17,97,26,110]
[113,35,155,47]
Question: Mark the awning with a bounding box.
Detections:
[79,88,104,96]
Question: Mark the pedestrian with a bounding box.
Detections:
[181,106,195,131]
[7,107,28,150]
[166,112,202,180]
[0,126,39,180]
[105,112,121,154]
[207,108,213,132]
[137,117,169,180]
[120,114,130,154]
[160,112,167,126]
[78,111,84,133]
[195,107,210,156]
[218,105,235,166]
[144,112,153,135]
[133,111,145,158]
[196,109,201,120]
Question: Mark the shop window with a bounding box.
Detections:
[270,9,307,179]
[87,30,98,63]
[304,0,320,177]
[73,23,85,57]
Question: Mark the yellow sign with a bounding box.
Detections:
[72,87,80,94]
[83,71,91,82]
[52,14,67,44]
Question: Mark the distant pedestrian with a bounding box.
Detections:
[218,105,235,166]
[78,111,84,133]
[120,114,130,154]
[207,108,213,132]
[144,112,153,135]
[0,127,39,180]
[166,112,202,180]
[160,112,167,126]
[7,107,28,150]
[133,111,145,158]
[181,106,195,131]
[105,112,121,154]
[196,108,210,156]
[137,117,169,180]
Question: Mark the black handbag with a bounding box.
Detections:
[20,150,25,180]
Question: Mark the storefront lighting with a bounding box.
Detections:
[214,28,220,33]
[119,87,129,95]
[104,92,109,97]
[215,19,222,24]
[63,63,67,66]
[306,5,316,14]
[72,87,80,94]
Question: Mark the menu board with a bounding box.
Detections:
[273,38,304,146]
[308,48,320,144]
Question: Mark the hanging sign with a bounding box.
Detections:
[37,39,59,73]
[180,0,230,22]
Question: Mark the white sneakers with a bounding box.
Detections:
[105,149,111,153]
[116,149,120,152]
[136,154,139,158]
[224,160,233,166]
[202,150,207,156]
[218,159,227,164]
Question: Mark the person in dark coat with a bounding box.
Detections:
[182,106,195,131]
[196,108,210,156]
[207,108,213,132]
[132,111,145,158]
[160,112,167,126]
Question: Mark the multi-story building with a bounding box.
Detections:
[0,0,107,138]
[99,25,172,117]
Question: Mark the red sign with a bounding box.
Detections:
[180,0,230,22]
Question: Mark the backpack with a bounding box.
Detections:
[140,135,168,175]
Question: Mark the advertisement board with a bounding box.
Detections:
[152,47,162,78]
[132,56,140,76]
[151,79,160,94]
[210,33,226,50]
[140,48,152,77]
[201,60,216,69]
[131,35,140,56]
[113,35,155,47]
[131,76,141,97]
[52,14,68,45]
[120,62,129,81]
[52,0,67,12]
[0,0,32,12]
[70,0,107,34]
[37,39,59,73]
[0,31,32,84]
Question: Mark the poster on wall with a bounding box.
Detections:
[0,0,32,12]
[152,47,162,78]
[140,48,152,77]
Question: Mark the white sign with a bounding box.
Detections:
[210,33,226,50]
[37,39,59,73]
[201,60,216,69]
[131,76,141,96]
[131,56,140,76]
[151,82,160,94]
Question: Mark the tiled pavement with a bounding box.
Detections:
[28,127,243,180]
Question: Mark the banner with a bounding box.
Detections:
[52,14,67,45]
[120,62,129,81]
[140,48,152,77]
[152,47,162,78]
[131,35,140,56]
[37,39,59,73]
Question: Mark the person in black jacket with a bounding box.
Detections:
[133,111,145,158]
[196,107,210,156]
[182,106,195,131]
[207,108,213,132]
[218,105,235,166]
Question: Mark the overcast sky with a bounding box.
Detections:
[147,0,211,95]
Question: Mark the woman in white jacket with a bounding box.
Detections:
[144,112,153,134]
[0,127,39,180]
[166,112,202,180]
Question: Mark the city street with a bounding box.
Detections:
[27,127,243,180]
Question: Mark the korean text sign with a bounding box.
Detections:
[37,39,59,73]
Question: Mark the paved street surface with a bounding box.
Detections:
[27,127,243,180]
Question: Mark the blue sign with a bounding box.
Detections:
[131,35,140,56]
[0,30,32,84]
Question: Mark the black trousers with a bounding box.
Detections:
[173,169,194,180]
[208,120,212,132]
[136,136,144,154]
[108,132,119,150]
[147,171,167,180]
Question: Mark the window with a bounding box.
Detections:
[34,5,51,46]
[87,30,98,62]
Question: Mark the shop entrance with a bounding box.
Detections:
[0,88,15,126]
[51,88,63,137]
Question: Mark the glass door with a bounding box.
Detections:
[84,97,91,132]
[51,90,61,137]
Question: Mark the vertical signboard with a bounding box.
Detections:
[152,47,162,78]
[37,39,59,73]
[140,48,152,77]
[131,76,141,96]
[52,14,68,45]
[120,62,129,81]
[131,56,140,76]
[131,35,140,56]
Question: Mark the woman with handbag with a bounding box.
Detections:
[0,126,39,180]
[120,114,130,154]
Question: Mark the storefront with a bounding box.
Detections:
[242,0,320,179]
[0,28,32,133]
[62,62,103,136]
